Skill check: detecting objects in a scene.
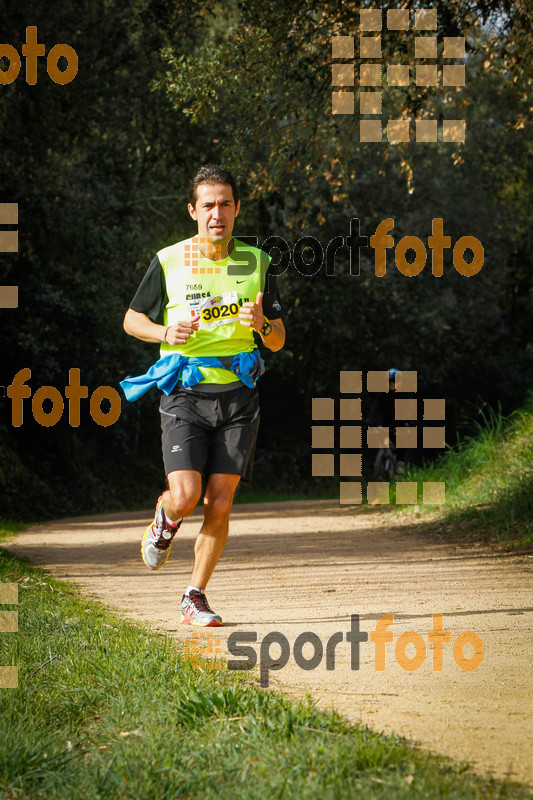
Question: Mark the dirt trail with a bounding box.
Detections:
[5,500,532,786]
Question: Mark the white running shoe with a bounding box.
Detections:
[141,495,182,570]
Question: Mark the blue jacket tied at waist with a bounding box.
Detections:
[120,350,265,402]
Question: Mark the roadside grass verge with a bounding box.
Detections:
[235,487,338,504]
[0,528,529,799]
[235,475,339,505]
[399,394,533,548]
[0,520,29,544]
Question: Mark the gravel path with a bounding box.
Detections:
[5,500,532,786]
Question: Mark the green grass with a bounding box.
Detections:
[0,524,530,799]
[400,393,533,547]
[0,521,29,544]
[235,486,338,504]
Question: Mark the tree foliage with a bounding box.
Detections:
[0,0,531,517]
[160,0,532,199]
[0,0,215,517]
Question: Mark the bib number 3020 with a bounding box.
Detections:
[189,291,241,328]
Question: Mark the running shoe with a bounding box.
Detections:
[180,589,223,627]
[141,495,182,570]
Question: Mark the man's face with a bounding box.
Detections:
[188,182,240,248]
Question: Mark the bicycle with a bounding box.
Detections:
[372,442,397,481]
[371,425,409,481]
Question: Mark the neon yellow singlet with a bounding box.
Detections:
[158,237,270,384]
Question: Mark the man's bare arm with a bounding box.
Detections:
[123,308,199,345]
[261,318,285,352]
[239,292,286,352]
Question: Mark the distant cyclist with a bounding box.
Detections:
[368,368,414,474]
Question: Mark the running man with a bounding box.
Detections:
[121,165,285,626]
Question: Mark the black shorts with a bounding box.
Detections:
[159,384,260,482]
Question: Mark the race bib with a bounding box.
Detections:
[188,291,241,329]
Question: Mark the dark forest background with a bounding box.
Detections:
[0,0,531,519]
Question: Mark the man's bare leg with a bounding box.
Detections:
[164,470,240,589]
[191,472,241,589]
[141,469,202,571]
[163,469,203,522]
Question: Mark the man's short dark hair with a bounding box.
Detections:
[189,164,240,209]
